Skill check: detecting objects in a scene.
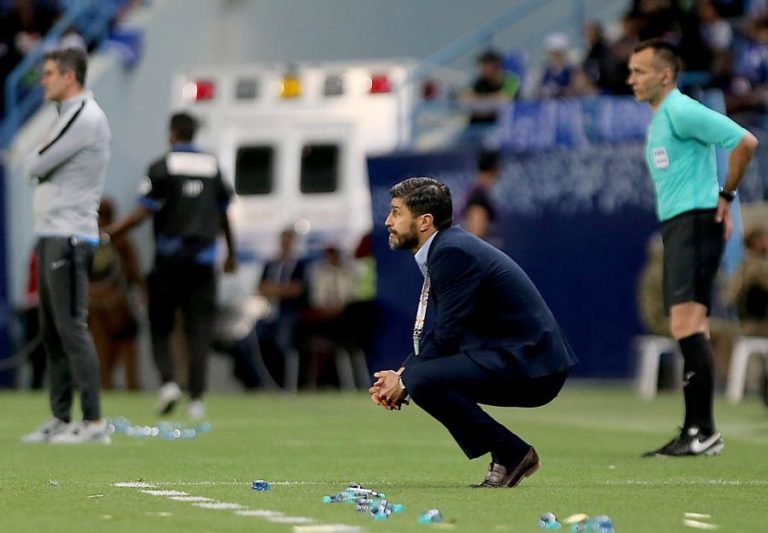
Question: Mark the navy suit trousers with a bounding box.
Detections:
[402,352,567,462]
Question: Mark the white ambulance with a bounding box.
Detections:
[170,60,417,271]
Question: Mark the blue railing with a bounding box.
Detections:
[0,0,125,149]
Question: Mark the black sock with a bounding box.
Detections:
[678,333,715,435]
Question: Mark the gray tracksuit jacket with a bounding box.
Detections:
[26,90,111,241]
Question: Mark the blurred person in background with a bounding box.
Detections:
[105,112,237,420]
[301,242,359,387]
[628,38,758,457]
[254,228,309,389]
[458,49,517,145]
[722,226,768,405]
[21,47,111,444]
[0,0,60,118]
[459,149,502,248]
[538,32,576,99]
[88,198,144,391]
[582,20,625,95]
[370,177,576,488]
[22,248,46,389]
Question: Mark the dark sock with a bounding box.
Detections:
[678,333,716,435]
[493,447,530,468]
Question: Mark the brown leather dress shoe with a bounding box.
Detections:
[473,447,540,488]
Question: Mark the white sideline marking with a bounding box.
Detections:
[607,479,768,486]
[118,480,360,532]
[267,516,316,524]
[193,502,245,510]
[235,510,284,517]
[293,526,362,533]
[683,519,719,529]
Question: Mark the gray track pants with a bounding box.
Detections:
[37,237,101,421]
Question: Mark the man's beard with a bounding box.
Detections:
[388,223,419,250]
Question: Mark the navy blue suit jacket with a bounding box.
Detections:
[405,226,577,379]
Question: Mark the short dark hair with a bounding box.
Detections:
[44,48,87,86]
[633,38,681,78]
[477,49,502,65]
[477,149,500,172]
[169,112,198,142]
[389,177,453,230]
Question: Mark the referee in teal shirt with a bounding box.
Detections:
[629,39,758,458]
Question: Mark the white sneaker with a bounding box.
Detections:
[188,400,205,421]
[21,417,70,443]
[49,419,111,445]
[156,382,182,415]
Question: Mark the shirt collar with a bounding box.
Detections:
[56,90,90,115]
[414,231,438,277]
[171,143,199,153]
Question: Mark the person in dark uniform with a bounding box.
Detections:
[106,112,237,419]
[370,177,577,488]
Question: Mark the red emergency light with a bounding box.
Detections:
[369,74,391,94]
[184,80,216,101]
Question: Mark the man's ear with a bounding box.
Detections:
[420,213,434,232]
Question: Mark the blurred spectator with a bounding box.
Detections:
[460,149,502,247]
[697,0,733,54]
[0,0,60,117]
[458,48,517,145]
[582,20,624,94]
[723,227,768,334]
[88,198,144,390]
[632,0,681,41]
[0,0,59,68]
[301,243,359,387]
[22,249,46,389]
[212,299,267,391]
[57,27,85,51]
[345,232,377,363]
[637,234,668,337]
[255,228,309,388]
[722,226,768,403]
[726,16,768,121]
[538,33,575,99]
[609,11,643,95]
[695,0,734,87]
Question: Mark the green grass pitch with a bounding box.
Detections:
[1,385,767,532]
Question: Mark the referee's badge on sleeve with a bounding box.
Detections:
[652,147,669,170]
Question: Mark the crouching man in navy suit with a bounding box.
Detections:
[370,177,577,488]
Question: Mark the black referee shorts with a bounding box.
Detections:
[660,208,725,313]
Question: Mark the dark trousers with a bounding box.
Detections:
[402,352,567,463]
[148,259,216,399]
[37,237,101,421]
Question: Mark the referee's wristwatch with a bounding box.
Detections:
[719,188,737,202]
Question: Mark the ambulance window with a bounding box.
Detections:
[300,144,338,194]
[235,146,273,195]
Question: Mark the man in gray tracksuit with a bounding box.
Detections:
[21,48,111,445]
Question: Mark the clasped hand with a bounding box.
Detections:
[369,368,408,411]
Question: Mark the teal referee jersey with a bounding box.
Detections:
[645,89,746,221]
